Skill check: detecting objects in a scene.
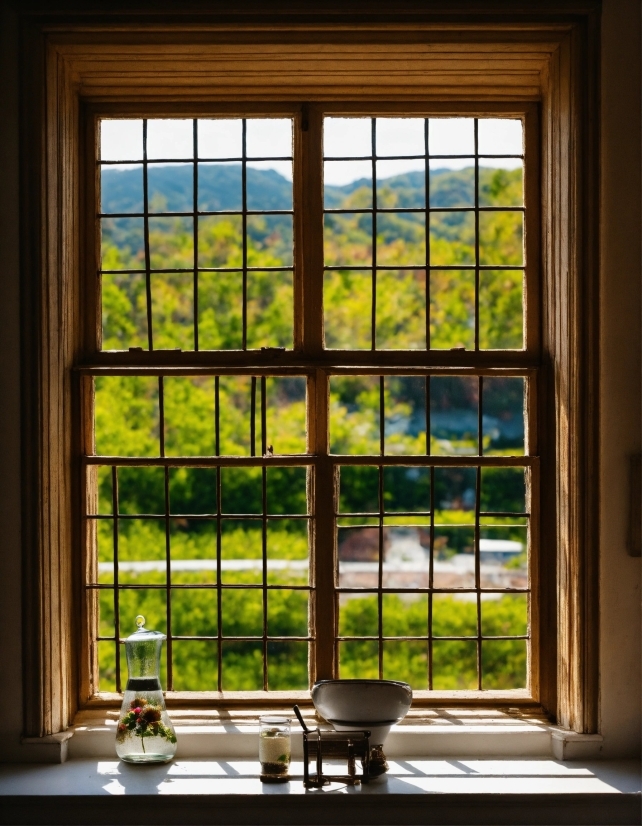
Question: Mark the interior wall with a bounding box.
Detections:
[0,3,25,762]
[598,0,642,759]
[0,1,640,762]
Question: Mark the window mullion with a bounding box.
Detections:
[297,104,324,356]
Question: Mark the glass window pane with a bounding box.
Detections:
[267,641,308,690]
[429,162,474,207]
[268,589,308,637]
[480,467,526,513]
[338,528,379,589]
[101,272,148,351]
[172,640,218,691]
[339,593,378,637]
[481,593,528,637]
[325,161,372,205]
[146,119,193,160]
[101,164,143,214]
[383,641,428,689]
[198,271,243,351]
[479,269,524,350]
[148,164,193,213]
[265,376,307,455]
[434,467,477,520]
[481,639,527,689]
[430,376,479,455]
[247,162,292,210]
[339,640,379,679]
[383,466,430,513]
[330,376,380,455]
[118,467,165,515]
[101,217,144,271]
[325,118,371,158]
[479,164,523,206]
[324,269,372,350]
[247,214,293,267]
[96,520,114,584]
[246,118,292,159]
[432,640,477,689]
[267,519,309,586]
[169,519,217,586]
[376,118,425,157]
[198,215,242,267]
[221,641,263,690]
[198,163,242,211]
[479,525,528,589]
[429,211,475,265]
[246,269,293,349]
[376,268,426,350]
[222,467,262,515]
[218,376,254,456]
[479,211,524,266]
[169,467,218,514]
[221,520,262,585]
[221,589,263,636]
[477,118,523,156]
[163,377,215,457]
[172,590,217,637]
[433,594,477,638]
[267,467,307,515]
[339,465,379,515]
[382,593,427,637]
[198,119,242,159]
[94,376,159,457]
[384,375,426,455]
[150,273,194,350]
[324,213,372,267]
[429,269,475,350]
[483,377,525,455]
[149,216,194,270]
[429,118,475,157]
[376,160,425,208]
[377,213,425,267]
[101,120,143,162]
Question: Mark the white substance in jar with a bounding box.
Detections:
[259,732,290,766]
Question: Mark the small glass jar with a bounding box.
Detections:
[115,615,177,764]
[259,716,291,782]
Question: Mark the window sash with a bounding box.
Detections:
[82,102,540,699]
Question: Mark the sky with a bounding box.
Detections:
[100,117,523,185]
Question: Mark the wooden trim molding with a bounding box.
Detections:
[19,6,599,736]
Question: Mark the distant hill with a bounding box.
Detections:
[101,164,484,214]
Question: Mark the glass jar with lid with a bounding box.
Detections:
[115,615,177,764]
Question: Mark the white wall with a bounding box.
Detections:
[0,1,640,761]
[599,0,642,758]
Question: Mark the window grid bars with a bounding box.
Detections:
[322,116,524,354]
[98,371,313,692]
[98,118,295,354]
[93,113,533,694]
[333,373,529,688]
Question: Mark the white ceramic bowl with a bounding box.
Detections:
[311,679,412,745]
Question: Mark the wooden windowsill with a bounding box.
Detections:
[0,757,638,826]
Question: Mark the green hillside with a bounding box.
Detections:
[96,164,529,693]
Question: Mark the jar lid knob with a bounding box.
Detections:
[135,615,145,630]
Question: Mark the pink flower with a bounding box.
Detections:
[133,707,142,715]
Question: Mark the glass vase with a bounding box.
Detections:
[115,615,177,764]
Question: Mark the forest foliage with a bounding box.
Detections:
[96,163,529,692]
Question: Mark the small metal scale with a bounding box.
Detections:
[293,705,373,788]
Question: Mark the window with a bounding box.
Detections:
[84,108,538,697]
[23,17,599,737]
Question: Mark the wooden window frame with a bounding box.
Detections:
[83,102,539,705]
[19,7,599,737]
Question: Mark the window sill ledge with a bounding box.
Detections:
[0,757,639,826]
[63,709,603,763]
